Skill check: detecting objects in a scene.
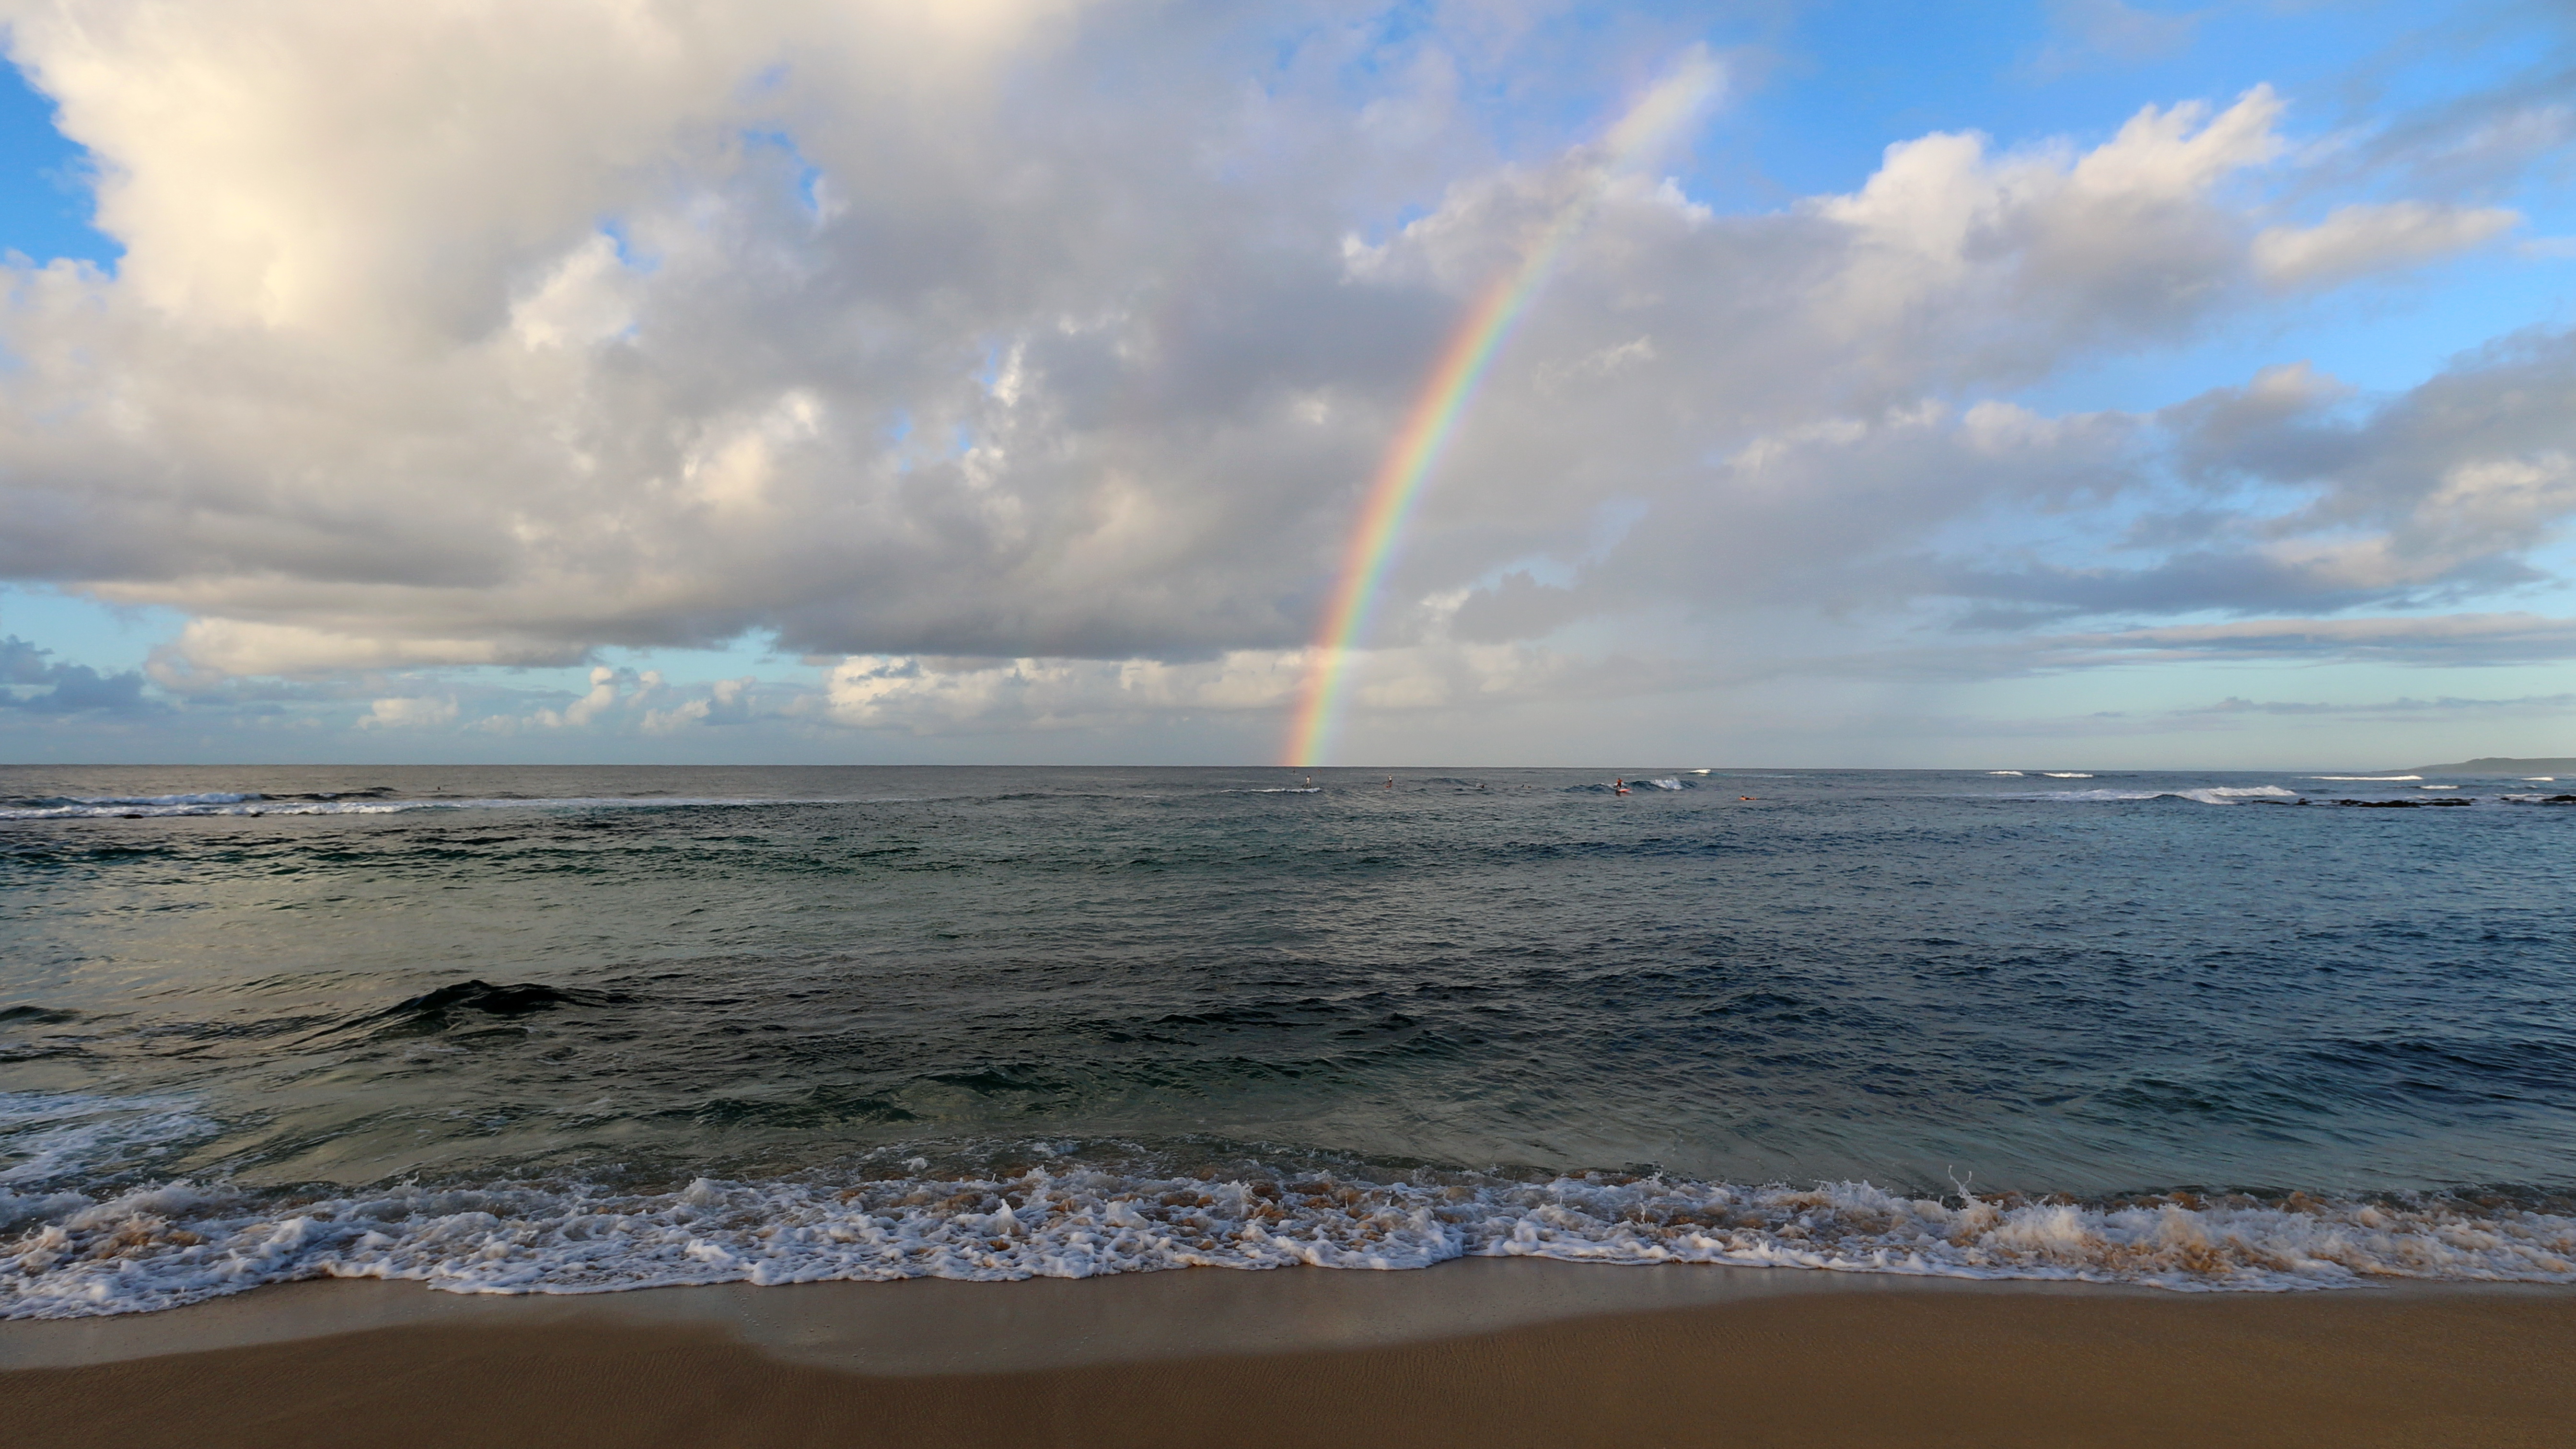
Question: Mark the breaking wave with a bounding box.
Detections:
[7,1164,2573,1318]
[0,795,787,821]
[2013,786,2301,805]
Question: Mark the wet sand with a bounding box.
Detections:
[5,1261,2573,1448]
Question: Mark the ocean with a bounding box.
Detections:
[5,763,2574,1317]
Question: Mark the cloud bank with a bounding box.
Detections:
[0,0,2569,759]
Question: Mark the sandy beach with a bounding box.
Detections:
[6,1261,2572,1448]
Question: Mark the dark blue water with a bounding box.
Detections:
[5,765,2574,1312]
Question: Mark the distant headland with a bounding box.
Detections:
[2402,757,2576,775]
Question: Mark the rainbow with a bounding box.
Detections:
[1282,57,1721,766]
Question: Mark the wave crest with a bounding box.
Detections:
[2014,786,2300,805]
[0,796,782,821]
[7,1167,2573,1318]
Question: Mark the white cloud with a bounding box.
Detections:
[145,620,583,683]
[804,639,1675,738]
[817,651,1306,733]
[0,23,2326,677]
[2251,201,2518,286]
[642,674,756,733]
[359,694,459,730]
[509,232,638,350]
[0,2,2566,760]
[530,666,642,729]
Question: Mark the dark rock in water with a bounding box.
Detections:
[2331,798,2472,808]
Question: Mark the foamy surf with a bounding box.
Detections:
[2010,786,2300,805]
[6,1166,2572,1319]
[0,795,790,821]
[0,1093,224,1194]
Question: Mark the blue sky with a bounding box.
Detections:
[0,59,110,268]
[1,0,2572,765]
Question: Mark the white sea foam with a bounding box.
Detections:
[0,796,785,821]
[2524,777,2556,782]
[2014,786,2300,806]
[2311,776,2421,782]
[0,1094,224,1240]
[2417,785,2460,791]
[5,1168,2572,1319]
[2040,773,2092,778]
[1643,778,1685,790]
[1985,771,2025,776]
[0,1091,219,1159]
[61,792,261,807]
[0,799,414,820]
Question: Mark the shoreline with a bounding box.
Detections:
[7,1261,2575,1447]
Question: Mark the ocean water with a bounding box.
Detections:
[5,764,2575,1317]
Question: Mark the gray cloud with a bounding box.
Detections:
[2186,691,2576,717]
[2042,612,2576,667]
[0,635,153,713]
[1691,611,2576,690]
[1433,325,2576,643]
[1737,332,2576,628]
